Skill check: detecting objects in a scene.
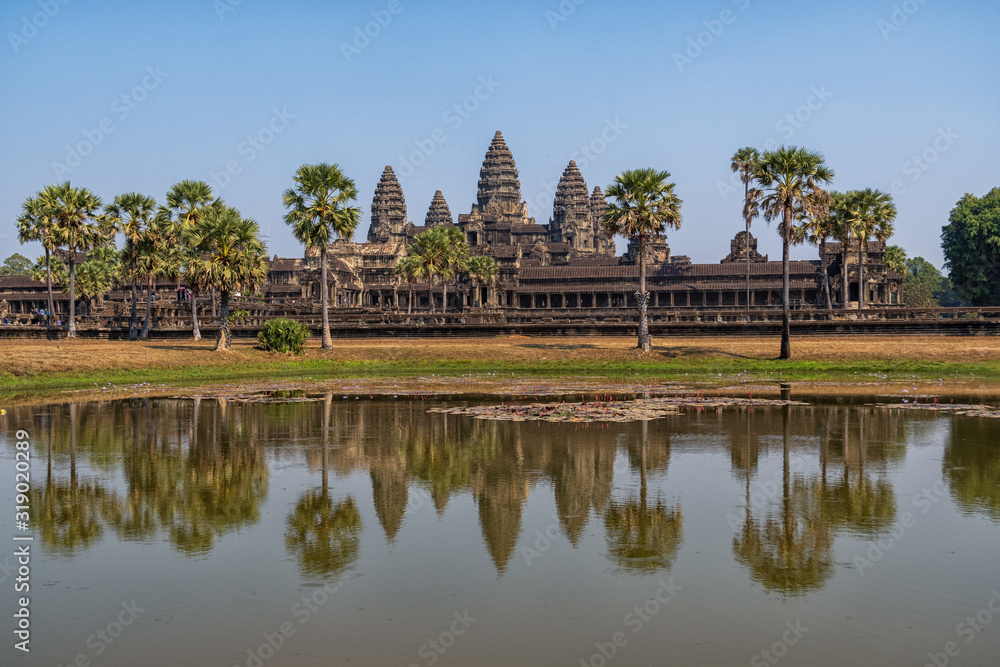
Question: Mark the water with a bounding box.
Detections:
[1,396,998,666]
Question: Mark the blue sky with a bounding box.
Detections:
[1,0,997,268]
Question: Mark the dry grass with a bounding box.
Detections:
[0,334,998,379]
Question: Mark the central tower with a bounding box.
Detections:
[476,131,522,214]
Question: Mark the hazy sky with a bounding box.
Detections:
[2,0,997,268]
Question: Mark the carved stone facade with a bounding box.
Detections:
[367,166,408,244]
[720,230,767,264]
[424,190,453,227]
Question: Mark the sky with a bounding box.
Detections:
[1,0,998,269]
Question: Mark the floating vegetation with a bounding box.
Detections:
[872,403,1000,419]
[428,396,807,423]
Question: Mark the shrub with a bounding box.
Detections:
[258,318,310,354]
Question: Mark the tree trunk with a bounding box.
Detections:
[215,289,231,351]
[407,285,413,315]
[637,236,651,352]
[211,288,217,318]
[191,287,202,340]
[858,240,866,311]
[745,183,751,321]
[140,278,154,339]
[44,247,55,324]
[428,280,435,314]
[841,234,850,309]
[68,258,77,337]
[129,281,139,340]
[320,245,332,348]
[780,208,792,360]
[819,238,833,310]
[442,281,448,320]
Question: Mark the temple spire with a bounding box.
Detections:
[476,131,521,214]
[425,190,453,227]
[368,166,407,244]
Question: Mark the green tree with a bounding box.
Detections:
[394,254,422,315]
[16,194,58,320]
[797,206,837,309]
[904,257,952,307]
[74,246,120,316]
[409,227,450,314]
[282,163,361,348]
[466,254,498,308]
[105,193,158,339]
[603,168,683,352]
[439,226,469,313]
[134,212,182,338]
[731,147,761,316]
[166,180,218,341]
[883,245,908,304]
[750,147,834,358]
[941,187,1000,306]
[40,182,105,337]
[840,189,896,310]
[0,253,33,276]
[187,206,268,351]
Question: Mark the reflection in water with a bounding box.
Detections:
[15,396,996,593]
[945,418,1000,522]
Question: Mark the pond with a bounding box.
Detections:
[1,394,999,666]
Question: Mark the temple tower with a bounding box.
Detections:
[551,160,594,252]
[368,166,408,244]
[590,186,615,256]
[424,190,453,227]
[476,131,522,214]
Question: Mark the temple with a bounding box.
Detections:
[0,131,905,323]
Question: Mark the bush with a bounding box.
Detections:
[258,318,310,354]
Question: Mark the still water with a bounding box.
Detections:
[1,395,999,666]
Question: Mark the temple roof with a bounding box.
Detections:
[476,131,521,212]
[552,160,590,227]
[425,190,453,226]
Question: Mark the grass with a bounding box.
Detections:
[1,335,999,401]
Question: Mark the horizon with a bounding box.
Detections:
[2,0,997,270]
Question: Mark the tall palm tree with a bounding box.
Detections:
[840,189,897,310]
[134,211,182,339]
[187,206,268,351]
[16,194,57,322]
[40,182,105,337]
[105,193,157,339]
[410,227,450,314]
[467,255,498,308]
[282,163,361,348]
[731,147,761,316]
[749,147,834,359]
[828,192,853,309]
[394,255,422,315]
[603,168,682,352]
[439,226,468,314]
[883,245,907,304]
[166,180,217,341]
[796,205,837,310]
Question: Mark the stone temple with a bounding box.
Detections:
[0,131,904,321]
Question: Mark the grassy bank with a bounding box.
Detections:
[1,335,999,400]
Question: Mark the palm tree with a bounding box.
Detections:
[394,255,422,315]
[731,147,761,317]
[829,192,853,309]
[467,255,498,308]
[166,180,217,341]
[841,189,897,310]
[796,206,837,310]
[40,182,105,337]
[883,245,907,304]
[749,147,834,359]
[16,194,57,322]
[409,227,450,314]
[439,226,469,313]
[603,168,682,352]
[105,193,157,339]
[134,211,182,339]
[282,163,361,348]
[187,206,268,351]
